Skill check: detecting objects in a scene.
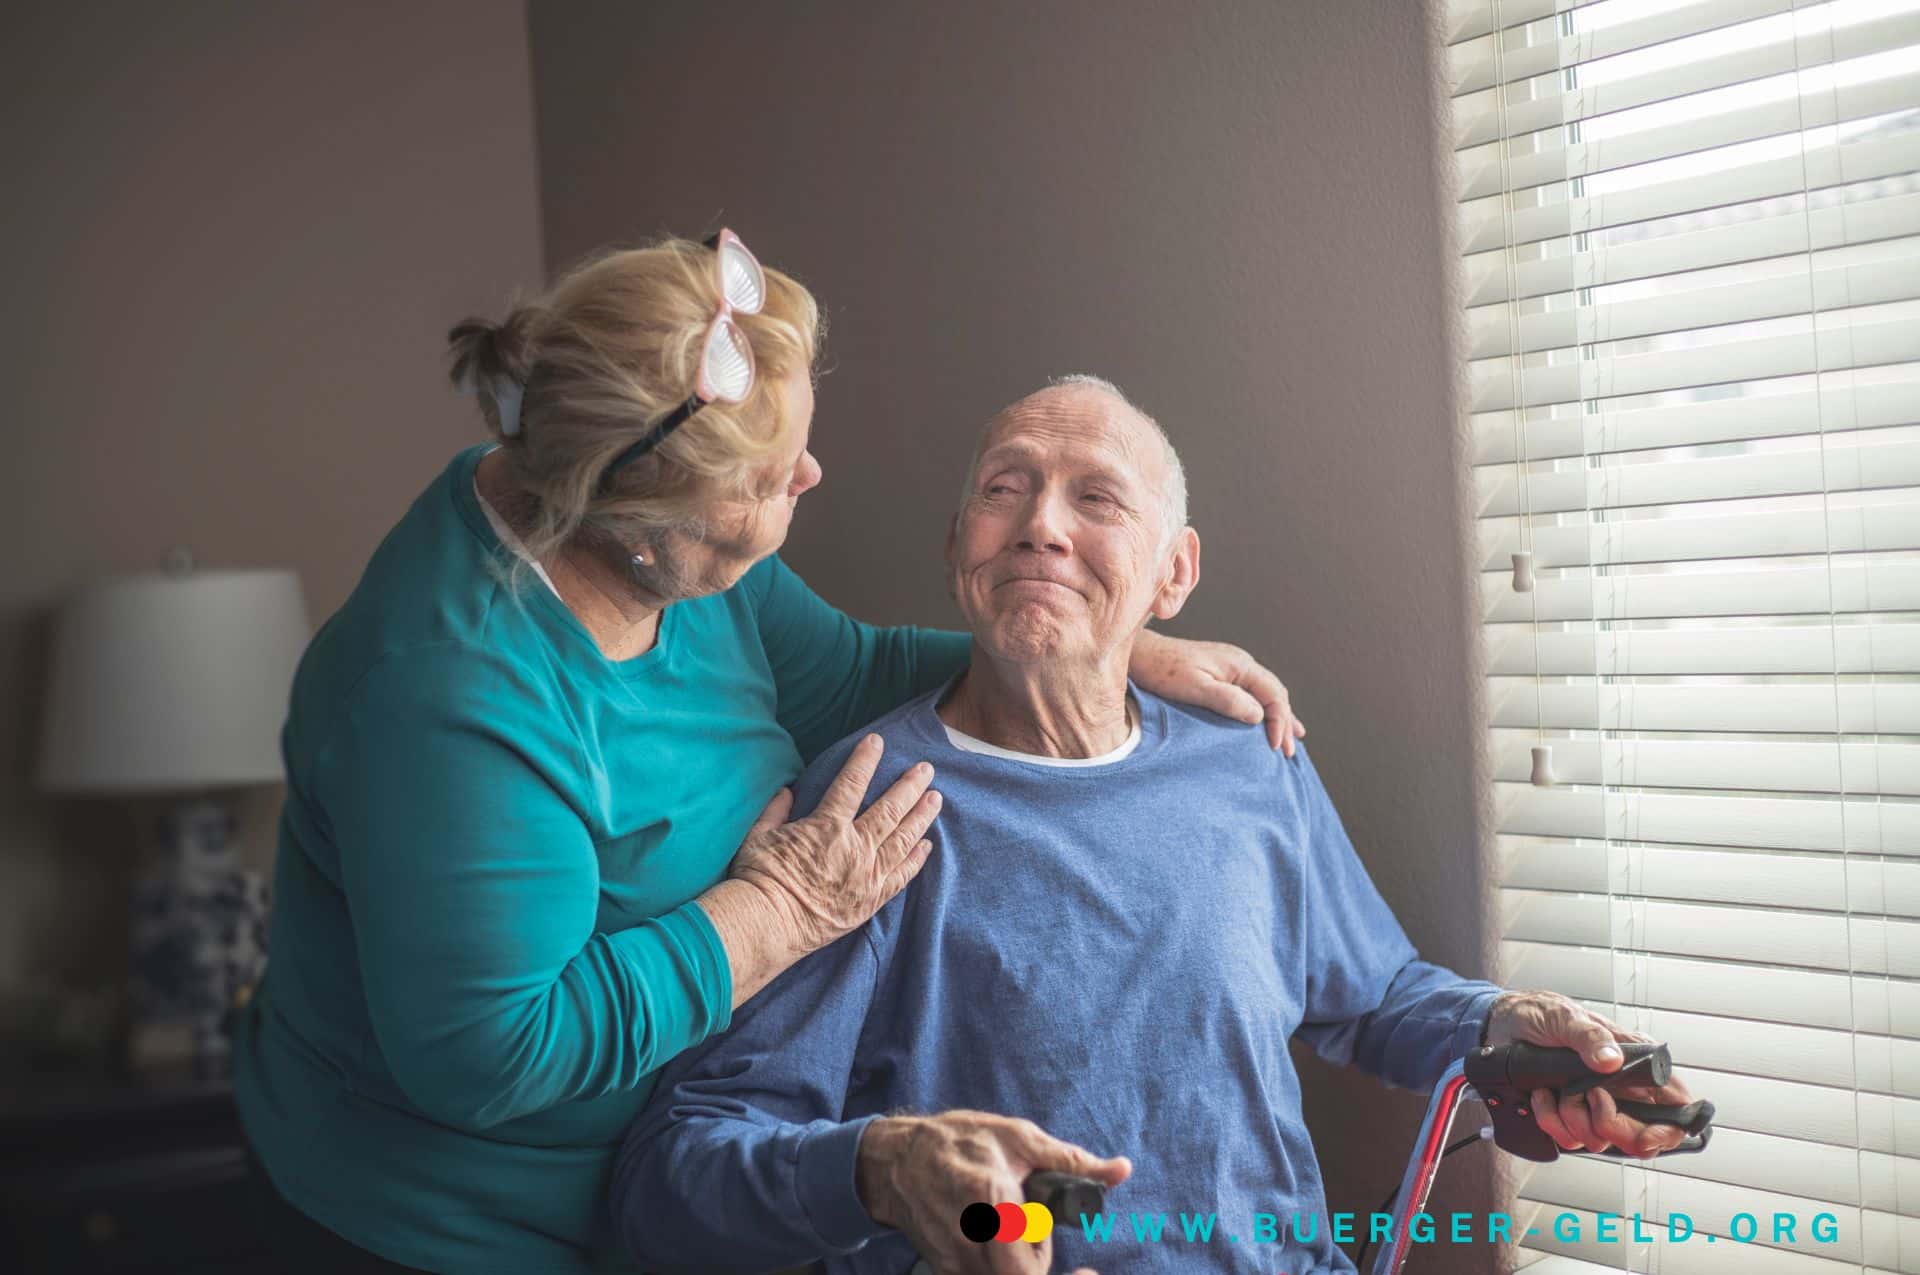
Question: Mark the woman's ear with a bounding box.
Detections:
[1150,527,1201,622]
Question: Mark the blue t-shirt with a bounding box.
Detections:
[232,445,968,1273]
[615,683,1503,1274]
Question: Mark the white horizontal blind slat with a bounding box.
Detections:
[1668,1063,1920,1149]
[1484,623,1920,675]
[1453,7,1920,151]
[1468,243,1920,359]
[1490,733,1920,798]
[1482,563,1920,621]
[1450,0,1803,97]
[1501,888,1920,972]
[1500,840,1920,915]
[1474,365,1920,465]
[1458,66,1920,201]
[1446,0,1609,47]
[1500,942,1920,1037]
[1459,124,1920,254]
[1562,999,1920,1095]
[1486,679,1920,732]
[1464,190,1920,310]
[1469,315,1920,412]
[1463,5,1920,1269]
[1477,433,1920,515]
[1493,779,1920,854]
[1479,501,1920,569]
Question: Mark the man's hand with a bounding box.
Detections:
[1484,989,1696,1159]
[857,1111,1129,1275]
[1129,630,1306,755]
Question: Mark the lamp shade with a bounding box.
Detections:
[37,567,311,794]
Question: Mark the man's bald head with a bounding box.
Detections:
[960,375,1188,550]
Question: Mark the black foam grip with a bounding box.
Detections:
[1024,1171,1106,1223]
[1505,1041,1672,1093]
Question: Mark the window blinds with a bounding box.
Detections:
[1448,1,1920,1271]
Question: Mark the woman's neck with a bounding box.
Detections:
[939,655,1133,758]
[547,551,662,661]
[475,448,663,661]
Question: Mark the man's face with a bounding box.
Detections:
[948,388,1184,666]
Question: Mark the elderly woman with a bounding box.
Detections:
[231,232,1304,1274]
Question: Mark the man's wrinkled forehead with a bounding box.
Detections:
[975,389,1162,486]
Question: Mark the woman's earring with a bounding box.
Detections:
[631,551,649,567]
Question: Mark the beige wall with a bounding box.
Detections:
[530,0,1498,1259]
[5,0,1502,1260]
[0,3,544,992]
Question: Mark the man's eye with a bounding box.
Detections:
[985,483,1015,496]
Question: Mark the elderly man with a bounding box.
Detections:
[613,377,1692,1275]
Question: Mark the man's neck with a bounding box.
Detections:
[938,654,1133,759]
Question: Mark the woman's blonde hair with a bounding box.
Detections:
[446,235,820,583]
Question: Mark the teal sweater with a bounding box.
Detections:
[232,445,969,1273]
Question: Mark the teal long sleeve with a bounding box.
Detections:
[233,446,974,1274]
[319,647,735,1132]
[749,554,971,763]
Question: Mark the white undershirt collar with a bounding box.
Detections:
[941,696,1141,767]
[474,476,563,601]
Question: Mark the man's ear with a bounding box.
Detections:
[1150,527,1200,622]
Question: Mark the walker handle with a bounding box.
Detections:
[1464,1041,1714,1162]
[1503,1040,1670,1090]
[1024,1170,1106,1225]
[904,1175,1108,1275]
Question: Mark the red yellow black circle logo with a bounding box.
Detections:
[959,1201,1053,1243]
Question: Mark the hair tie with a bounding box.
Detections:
[494,378,525,437]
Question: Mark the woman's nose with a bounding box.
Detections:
[792,451,822,496]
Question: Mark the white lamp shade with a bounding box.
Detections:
[37,568,312,794]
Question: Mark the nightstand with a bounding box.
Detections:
[0,1057,268,1272]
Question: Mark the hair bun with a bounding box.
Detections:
[447,307,541,437]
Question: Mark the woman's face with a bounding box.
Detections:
[662,362,823,596]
